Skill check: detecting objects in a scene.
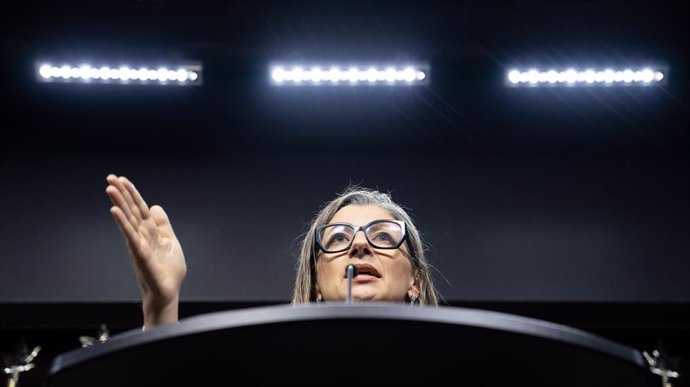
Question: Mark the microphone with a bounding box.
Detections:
[346,264,358,304]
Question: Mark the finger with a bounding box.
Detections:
[113,201,159,255]
[105,185,135,225]
[116,176,142,226]
[150,205,177,238]
[106,174,139,225]
[110,206,140,251]
[106,174,120,184]
[121,176,151,220]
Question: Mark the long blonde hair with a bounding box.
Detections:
[292,186,440,305]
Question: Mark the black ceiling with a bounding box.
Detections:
[1,0,687,158]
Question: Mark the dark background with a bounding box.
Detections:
[0,1,688,385]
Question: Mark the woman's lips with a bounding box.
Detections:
[344,263,382,278]
[352,274,379,283]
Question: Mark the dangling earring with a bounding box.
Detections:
[409,292,418,304]
[316,293,323,302]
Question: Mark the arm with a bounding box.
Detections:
[105,174,187,328]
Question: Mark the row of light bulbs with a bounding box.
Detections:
[270,66,426,84]
[39,65,198,82]
[507,69,664,86]
[38,64,200,84]
[36,62,667,87]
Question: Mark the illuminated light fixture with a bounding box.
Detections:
[270,63,430,86]
[506,67,667,87]
[35,62,203,86]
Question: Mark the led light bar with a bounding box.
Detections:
[506,67,667,87]
[35,62,202,86]
[270,64,430,86]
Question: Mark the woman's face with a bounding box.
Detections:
[315,205,419,302]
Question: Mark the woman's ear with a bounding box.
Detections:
[313,255,321,301]
[407,271,420,302]
[315,283,322,302]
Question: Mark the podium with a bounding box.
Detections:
[47,303,656,386]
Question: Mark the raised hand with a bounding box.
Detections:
[105,174,187,327]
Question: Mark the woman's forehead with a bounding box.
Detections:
[329,205,394,225]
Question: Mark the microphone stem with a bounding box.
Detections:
[346,264,355,304]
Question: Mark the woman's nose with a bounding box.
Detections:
[349,230,372,258]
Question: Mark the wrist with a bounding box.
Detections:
[142,294,179,328]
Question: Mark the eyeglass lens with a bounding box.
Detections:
[319,221,403,252]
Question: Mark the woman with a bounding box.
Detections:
[105,174,440,328]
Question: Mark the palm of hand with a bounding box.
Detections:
[129,212,186,301]
[106,175,187,305]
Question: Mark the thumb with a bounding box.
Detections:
[150,205,177,238]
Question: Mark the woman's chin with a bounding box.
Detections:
[350,287,381,302]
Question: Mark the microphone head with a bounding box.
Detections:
[346,264,359,277]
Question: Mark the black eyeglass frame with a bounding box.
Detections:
[315,219,408,254]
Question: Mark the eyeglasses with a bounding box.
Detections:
[315,219,408,254]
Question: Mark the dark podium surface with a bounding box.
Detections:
[47,303,656,386]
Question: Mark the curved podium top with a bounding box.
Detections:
[47,303,655,386]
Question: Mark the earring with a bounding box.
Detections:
[316,293,323,302]
[409,293,418,304]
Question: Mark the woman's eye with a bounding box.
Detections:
[374,233,392,241]
[329,233,350,244]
